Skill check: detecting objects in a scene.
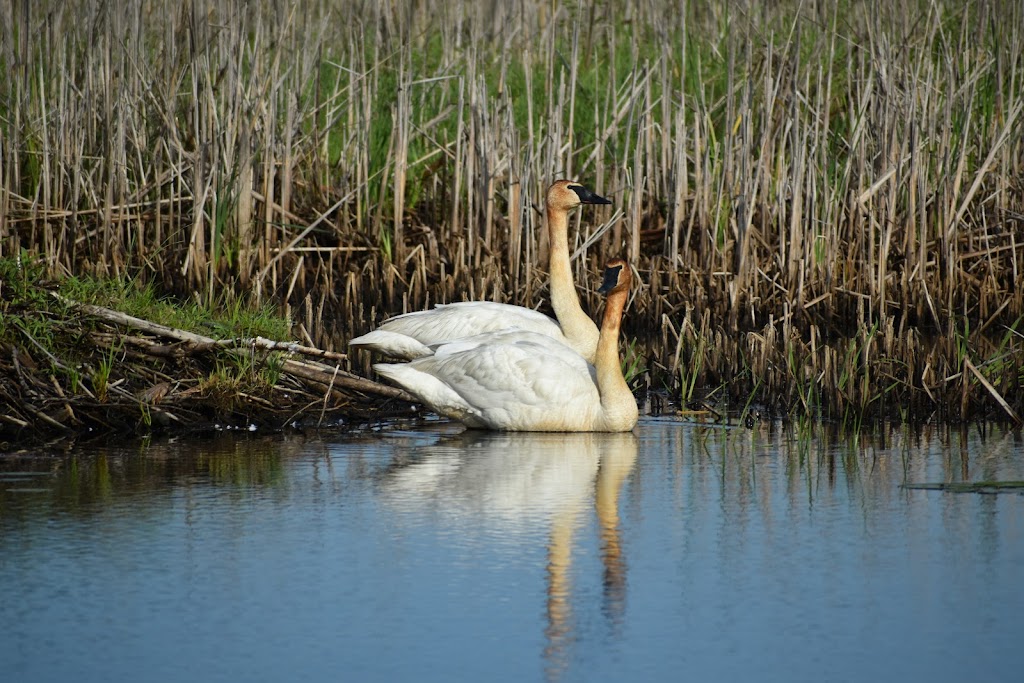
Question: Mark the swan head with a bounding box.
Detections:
[547,180,612,212]
[598,258,632,295]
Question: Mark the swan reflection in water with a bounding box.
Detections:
[380,430,638,681]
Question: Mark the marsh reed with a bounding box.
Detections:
[2,0,1022,423]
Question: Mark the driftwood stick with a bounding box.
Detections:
[57,293,415,404]
[0,413,30,428]
[56,295,213,343]
[250,337,348,362]
[280,358,416,402]
[16,324,72,371]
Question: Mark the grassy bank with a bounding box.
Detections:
[0,256,414,443]
[2,0,1023,424]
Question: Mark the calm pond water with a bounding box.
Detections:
[2,418,1022,683]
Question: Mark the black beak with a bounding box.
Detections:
[569,184,612,205]
[598,264,623,294]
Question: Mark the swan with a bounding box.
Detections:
[373,259,639,432]
[348,180,611,361]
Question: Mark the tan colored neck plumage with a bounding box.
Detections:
[546,204,600,354]
[594,286,635,430]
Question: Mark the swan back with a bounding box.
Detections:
[350,302,563,361]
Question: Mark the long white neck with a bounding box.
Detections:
[594,289,639,431]
[547,205,600,358]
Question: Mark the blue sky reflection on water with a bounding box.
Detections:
[1,419,1023,683]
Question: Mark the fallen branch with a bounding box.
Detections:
[56,292,418,404]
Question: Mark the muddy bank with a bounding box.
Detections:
[1,288,420,449]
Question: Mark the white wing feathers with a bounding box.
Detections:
[350,302,564,360]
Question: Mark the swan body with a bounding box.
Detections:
[373,259,639,433]
[375,330,600,430]
[349,180,610,362]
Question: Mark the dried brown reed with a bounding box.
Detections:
[2,0,1022,423]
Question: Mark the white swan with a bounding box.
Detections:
[373,259,639,432]
[348,180,611,362]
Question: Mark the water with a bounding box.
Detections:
[2,419,1023,683]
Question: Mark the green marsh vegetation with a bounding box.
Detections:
[0,255,411,438]
[2,0,1022,426]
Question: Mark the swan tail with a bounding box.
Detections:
[348,330,433,360]
[373,363,485,425]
